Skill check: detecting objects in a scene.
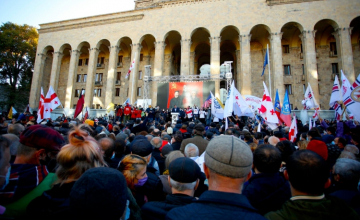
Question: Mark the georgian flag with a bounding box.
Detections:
[289,114,298,142]
[37,87,45,123]
[259,82,278,130]
[44,86,61,119]
[125,58,136,79]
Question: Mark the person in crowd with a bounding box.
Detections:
[344,144,360,159]
[199,108,206,124]
[98,137,115,166]
[185,107,193,122]
[242,145,291,215]
[123,103,132,123]
[7,124,24,137]
[207,122,220,135]
[268,136,280,146]
[306,134,328,161]
[338,151,357,160]
[27,128,105,219]
[69,167,129,220]
[2,134,19,163]
[171,134,183,151]
[180,124,208,155]
[296,140,308,150]
[330,158,360,215]
[265,150,360,220]
[0,125,65,218]
[146,105,156,122]
[131,117,149,135]
[142,157,200,219]
[159,151,185,194]
[166,136,266,220]
[253,132,264,146]
[184,143,199,161]
[108,138,127,169]
[0,136,10,191]
[334,137,347,150]
[322,126,336,144]
[130,139,165,205]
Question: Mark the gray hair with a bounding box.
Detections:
[184,143,199,158]
[170,177,197,191]
[150,137,162,149]
[7,124,25,136]
[268,136,280,146]
[333,158,360,183]
[338,151,357,160]
[344,145,359,155]
[123,129,131,136]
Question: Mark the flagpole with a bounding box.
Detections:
[267,44,271,98]
[130,52,137,104]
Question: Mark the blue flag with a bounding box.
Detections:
[123,98,130,105]
[274,89,281,114]
[280,90,291,126]
[261,48,268,76]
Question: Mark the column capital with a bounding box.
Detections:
[333,27,354,37]
[70,50,81,57]
[54,51,64,58]
[269,32,283,41]
[209,36,221,44]
[108,45,121,53]
[239,34,252,43]
[130,43,142,52]
[37,53,47,60]
[180,39,192,48]
[300,30,317,40]
[154,41,166,49]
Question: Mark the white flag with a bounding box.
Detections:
[223,81,234,118]
[232,82,254,118]
[341,71,360,121]
[259,82,278,130]
[303,83,319,110]
[211,91,224,119]
[329,75,341,107]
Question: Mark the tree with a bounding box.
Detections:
[0,22,38,112]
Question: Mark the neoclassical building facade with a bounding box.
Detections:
[29,0,360,111]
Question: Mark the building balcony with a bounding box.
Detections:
[115,80,121,85]
[94,81,103,86]
[117,62,123,67]
[329,51,338,57]
[97,63,105,68]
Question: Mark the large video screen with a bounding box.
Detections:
[157,81,215,109]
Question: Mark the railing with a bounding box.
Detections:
[97,63,105,68]
[94,81,103,86]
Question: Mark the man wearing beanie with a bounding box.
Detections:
[180,124,208,155]
[142,158,199,219]
[166,136,266,220]
[0,124,65,218]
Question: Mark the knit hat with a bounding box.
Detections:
[70,167,128,220]
[169,157,201,183]
[19,124,65,152]
[84,119,94,127]
[306,139,328,160]
[205,135,253,178]
[194,124,205,132]
[131,139,153,157]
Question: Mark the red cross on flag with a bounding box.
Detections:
[43,86,62,119]
[259,81,278,130]
[37,87,45,123]
[289,114,298,143]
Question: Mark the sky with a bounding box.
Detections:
[0,0,135,28]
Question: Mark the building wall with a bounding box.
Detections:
[29,0,360,111]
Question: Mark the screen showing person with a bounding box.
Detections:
[170,91,182,108]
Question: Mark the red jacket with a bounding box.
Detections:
[136,109,142,118]
[131,110,136,119]
[116,108,123,116]
[124,106,131,115]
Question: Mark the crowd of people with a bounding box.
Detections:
[0,104,360,220]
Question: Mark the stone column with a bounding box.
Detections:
[64,50,81,108]
[269,32,284,100]
[236,50,241,88]
[105,46,120,108]
[152,41,166,106]
[334,27,355,82]
[239,34,252,95]
[49,52,64,92]
[210,36,221,98]
[29,53,46,109]
[129,44,142,104]
[85,48,100,108]
[190,52,196,75]
[180,39,191,75]
[300,30,320,104]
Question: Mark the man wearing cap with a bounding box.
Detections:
[131,139,165,204]
[142,157,199,219]
[166,136,266,220]
[0,125,65,218]
[180,124,208,156]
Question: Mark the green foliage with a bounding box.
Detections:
[0,22,38,110]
